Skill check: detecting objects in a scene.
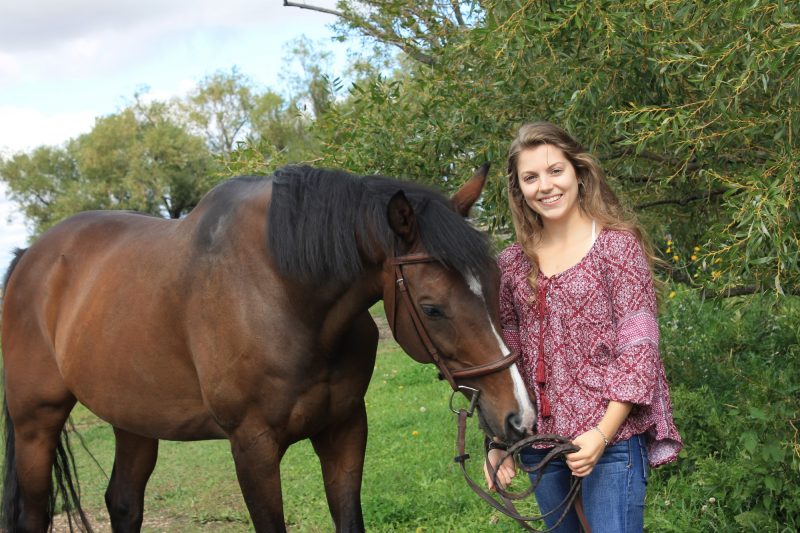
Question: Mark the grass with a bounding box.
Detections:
[8,294,799,531]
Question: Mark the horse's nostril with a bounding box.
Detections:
[506,412,526,440]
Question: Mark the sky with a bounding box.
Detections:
[0,0,352,269]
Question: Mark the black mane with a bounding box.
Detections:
[267,165,493,283]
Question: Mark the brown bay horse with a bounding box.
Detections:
[1,165,535,532]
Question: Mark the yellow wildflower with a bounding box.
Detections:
[668,291,677,299]
[412,431,419,437]
[673,255,680,261]
[691,254,697,261]
[694,246,700,252]
[666,247,671,253]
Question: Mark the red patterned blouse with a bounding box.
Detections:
[499,229,682,466]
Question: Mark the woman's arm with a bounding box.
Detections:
[566,400,633,477]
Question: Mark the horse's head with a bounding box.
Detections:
[381,166,536,444]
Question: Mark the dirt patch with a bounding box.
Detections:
[373,311,393,343]
[52,510,247,532]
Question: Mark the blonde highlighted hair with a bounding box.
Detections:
[506,122,658,291]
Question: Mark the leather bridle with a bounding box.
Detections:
[383,250,520,399]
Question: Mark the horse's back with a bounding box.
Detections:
[1,210,225,438]
[4,210,184,342]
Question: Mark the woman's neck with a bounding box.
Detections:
[539,210,594,247]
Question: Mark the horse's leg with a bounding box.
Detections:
[229,424,287,532]
[310,403,368,532]
[8,395,76,532]
[104,427,159,533]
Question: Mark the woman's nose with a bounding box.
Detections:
[538,175,552,191]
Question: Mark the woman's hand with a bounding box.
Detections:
[565,429,606,477]
[484,448,516,490]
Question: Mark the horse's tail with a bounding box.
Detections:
[2,247,27,292]
[51,423,94,532]
[2,248,93,532]
[2,401,21,531]
[1,249,26,530]
[2,397,93,533]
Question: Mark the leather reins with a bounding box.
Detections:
[382,250,590,532]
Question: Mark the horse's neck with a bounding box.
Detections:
[317,268,383,351]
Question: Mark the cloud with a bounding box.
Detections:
[0,106,96,155]
[0,0,342,85]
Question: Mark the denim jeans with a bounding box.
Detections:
[518,434,648,533]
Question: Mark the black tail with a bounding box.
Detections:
[52,425,94,532]
[2,401,21,530]
[2,247,27,293]
[1,401,94,532]
[2,249,26,530]
[2,248,93,532]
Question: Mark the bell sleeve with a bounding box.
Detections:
[602,233,661,405]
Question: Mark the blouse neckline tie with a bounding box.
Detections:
[536,279,551,417]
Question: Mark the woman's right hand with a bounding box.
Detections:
[484,448,516,490]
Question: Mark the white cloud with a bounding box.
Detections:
[0,0,342,84]
[0,106,96,155]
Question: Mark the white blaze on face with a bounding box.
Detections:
[466,273,536,431]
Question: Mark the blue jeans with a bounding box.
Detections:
[518,434,648,533]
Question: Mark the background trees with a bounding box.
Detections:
[0,103,215,235]
[305,0,799,298]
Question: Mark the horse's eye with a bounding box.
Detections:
[420,304,445,318]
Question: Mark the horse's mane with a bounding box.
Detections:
[268,165,494,284]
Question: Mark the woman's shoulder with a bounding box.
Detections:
[598,227,644,257]
[497,242,526,270]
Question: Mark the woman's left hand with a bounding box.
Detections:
[565,429,607,477]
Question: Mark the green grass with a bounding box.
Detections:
[5,295,799,531]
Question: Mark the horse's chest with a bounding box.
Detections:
[278,357,372,435]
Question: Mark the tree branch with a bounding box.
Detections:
[450,0,466,26]
[635,188,732,210]
[283,0,343,17]
[283,1,436,66]
[700,284,800,298]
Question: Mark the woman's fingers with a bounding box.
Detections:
[484,450,516,490]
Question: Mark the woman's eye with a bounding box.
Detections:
[523,174,538,182]
[421,304,445,318]
[551,167,562,174]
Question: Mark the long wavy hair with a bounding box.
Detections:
[506,122,658,292]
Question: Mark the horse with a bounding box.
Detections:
[1,164,536,532]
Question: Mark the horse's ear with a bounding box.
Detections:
[450,162,490,217]
[387,190,418,245]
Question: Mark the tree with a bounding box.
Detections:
[295,0,799,297]
[179,68,256,158]
[1,103,217,236]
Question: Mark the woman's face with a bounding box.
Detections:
[516,144,581,226]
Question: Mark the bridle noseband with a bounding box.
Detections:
[383,250,520,408]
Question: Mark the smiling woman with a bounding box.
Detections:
[486,121,682,533]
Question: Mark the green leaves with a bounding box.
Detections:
[312,0,799,296]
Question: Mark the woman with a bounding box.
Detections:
[485,122,682,532]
